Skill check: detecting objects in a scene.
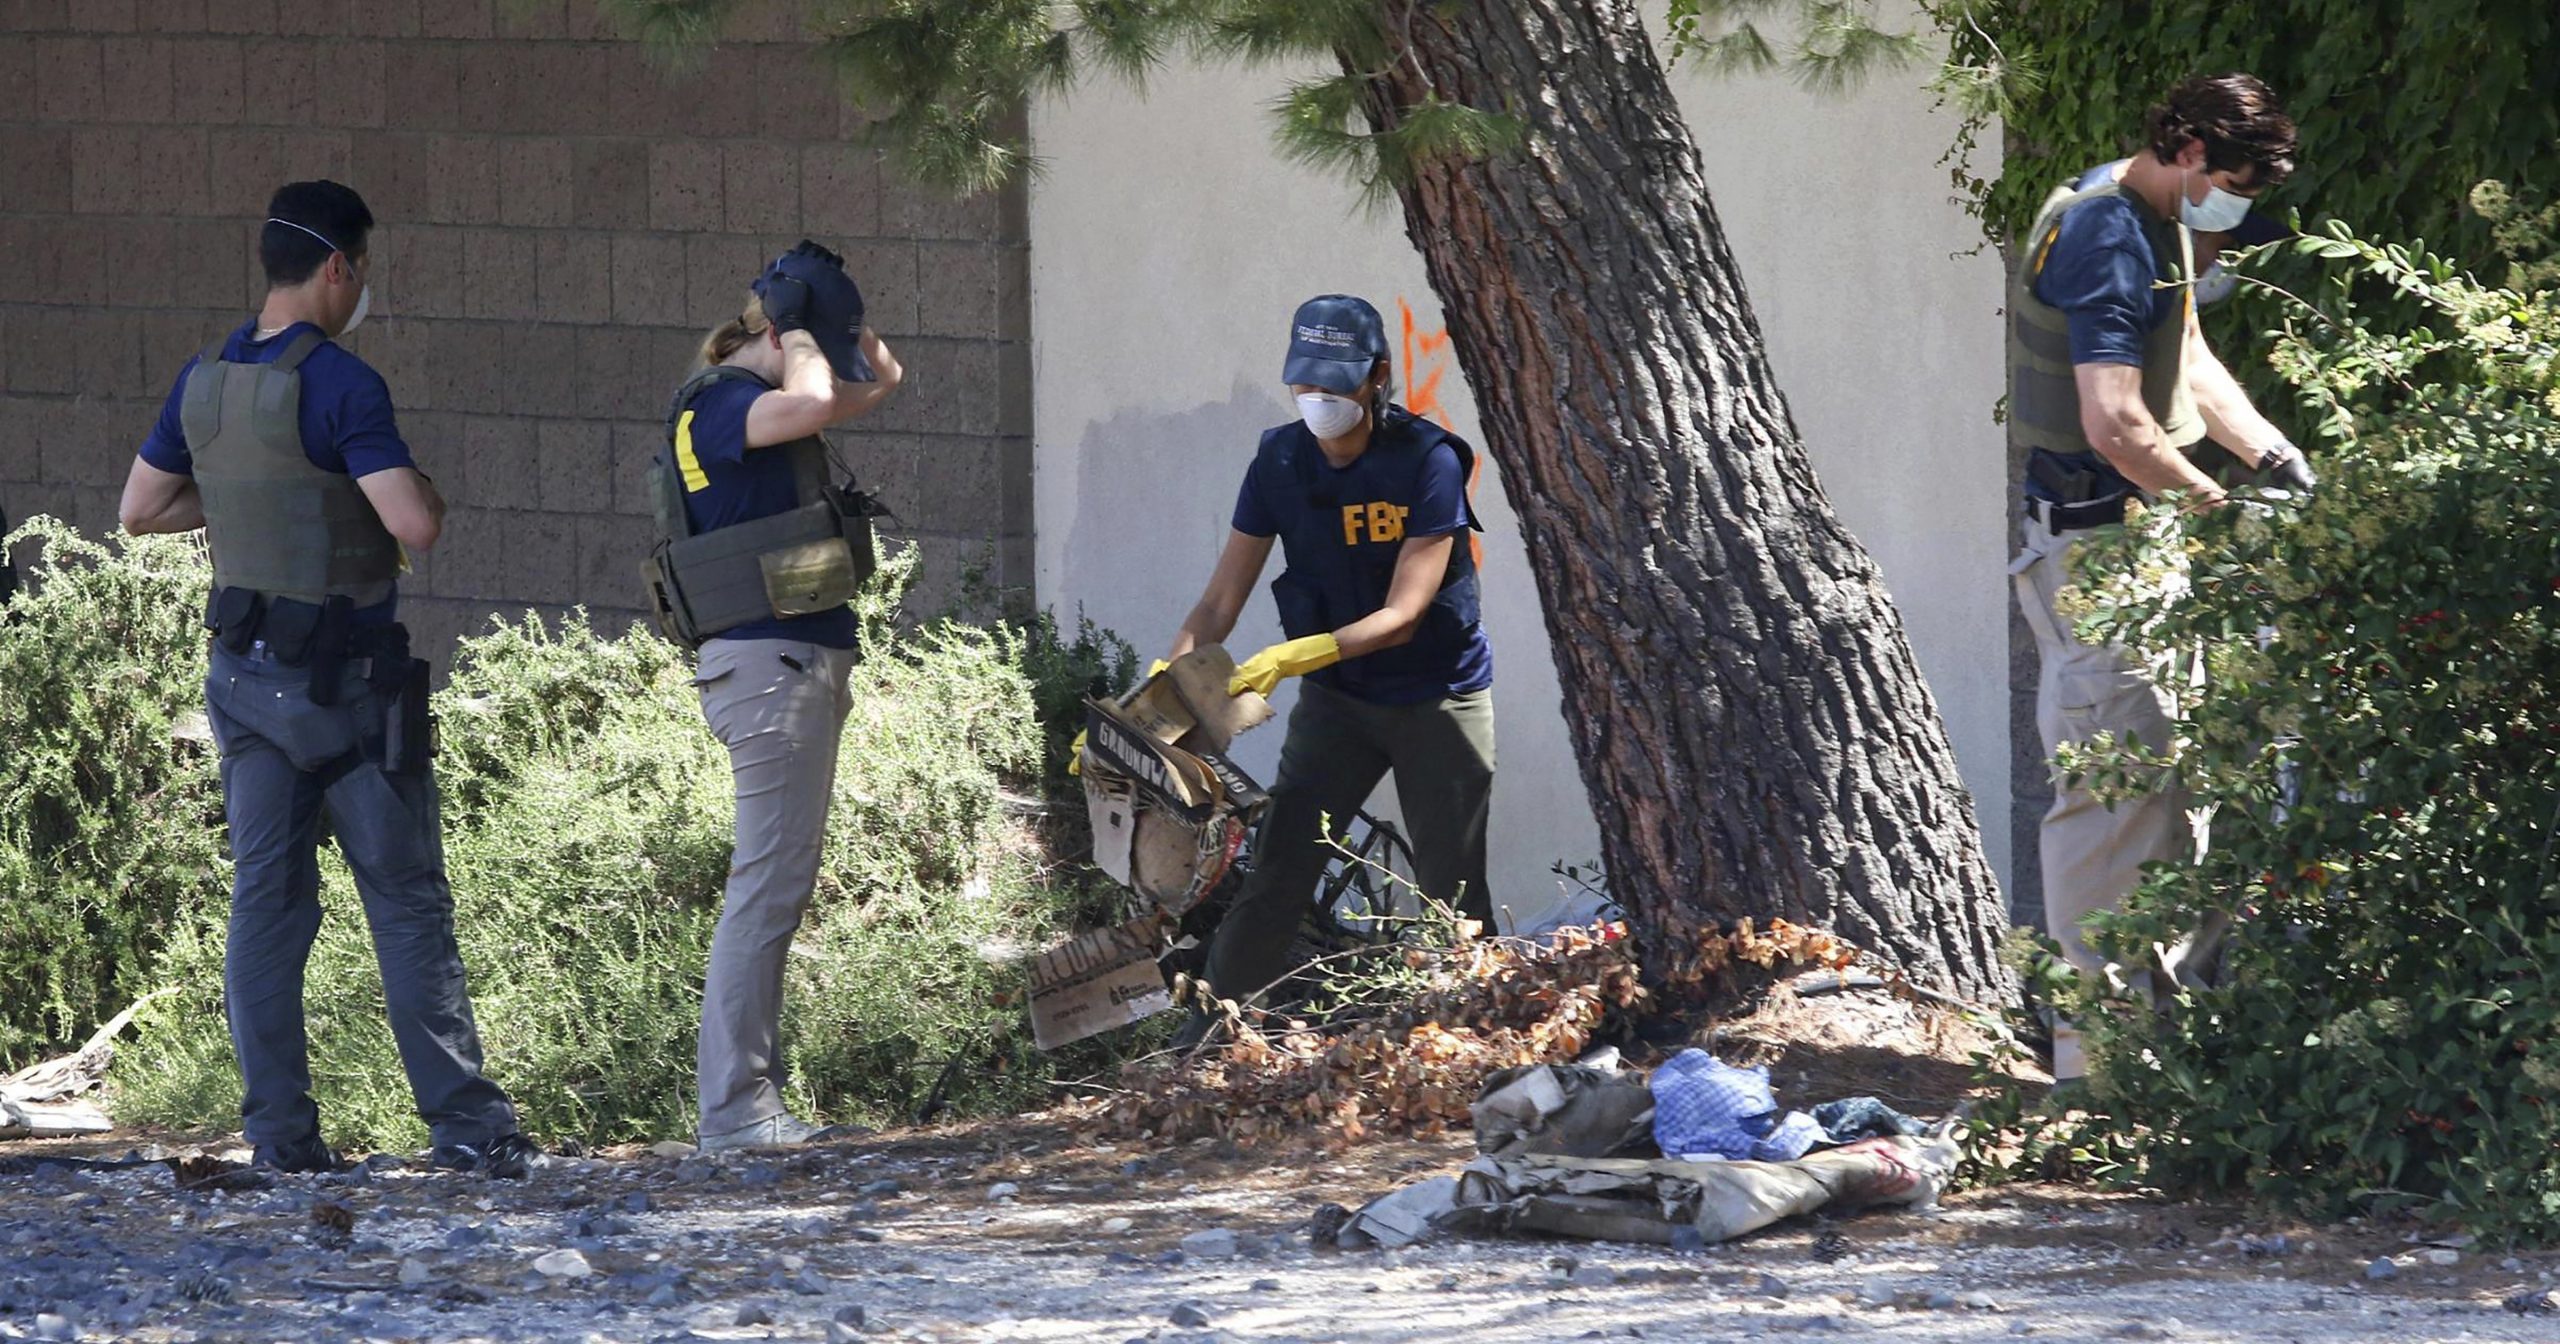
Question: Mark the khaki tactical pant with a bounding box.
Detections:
[691,637,857,1137]
[2011,520,2218,1080]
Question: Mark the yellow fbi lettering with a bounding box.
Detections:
[1340,501,1411,545]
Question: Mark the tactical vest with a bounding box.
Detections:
[1261,409,1483,692]
[2008,181,2203,456]
[642,365,879,649]
[179,329,401,608]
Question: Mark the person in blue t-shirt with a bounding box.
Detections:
[1161,293,1497,1049]
[2069,157,2289,307]
[662,241,903,1151]
[2008,76,2314,1097]
[117,180,534,1178]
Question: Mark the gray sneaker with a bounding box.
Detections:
[696,1113,854,1152]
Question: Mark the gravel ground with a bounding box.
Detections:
[6,1124,2560,1344]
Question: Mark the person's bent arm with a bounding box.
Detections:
[1169,530,1274,660]
[119,458,203,535]
[742,330,842,448]
[2075,363,2226,505]
[824,329,903,426]
[355,467,446,551]
[2185,322,2286,465]
[1333,532,1454,658]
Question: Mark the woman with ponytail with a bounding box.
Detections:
[657,240,903,1151]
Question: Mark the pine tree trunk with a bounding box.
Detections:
[1361,0,2019,1003]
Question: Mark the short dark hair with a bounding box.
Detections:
[260,180,374,287]
[2146,74,2298,187]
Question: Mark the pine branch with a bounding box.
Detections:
[594,0,738,64]
[1664,0,1927,93]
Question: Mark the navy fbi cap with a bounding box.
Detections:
[1283,294,1388,395]
[754,242,874,382]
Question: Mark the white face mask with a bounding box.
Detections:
[337,282,371,337]
[1296,391,1365,440]
[2180,170,2253,233]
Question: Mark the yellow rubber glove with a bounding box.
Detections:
[1228,634,1341,697]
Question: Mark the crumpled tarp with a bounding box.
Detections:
[1334,1136,1958,1249]
[1470,1063,1658,1159]
[1334,1055,1952,1250]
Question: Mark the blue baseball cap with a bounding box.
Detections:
[1282,295,1387,394]
[754,242,874,382]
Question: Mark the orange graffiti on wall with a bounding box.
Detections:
[1397,297,1453,422]
[1396,298,1484,567]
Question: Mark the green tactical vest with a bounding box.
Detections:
[2008,181,2203,456]
[178,329,401,608]
[641,365,878,649]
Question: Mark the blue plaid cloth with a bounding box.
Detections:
[1649,1050,1824,1162]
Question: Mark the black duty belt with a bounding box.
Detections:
[2026,494,2128,532]
[205,586,412,706]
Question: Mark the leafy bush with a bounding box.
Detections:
[112,545,1135,1150]
[0,520,221,1069]
[2057,197,2560,1236]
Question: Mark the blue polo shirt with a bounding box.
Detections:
[138,318,412,624]
[671,374,860,649]
[1232,411,1492,705]
[2031,187,2181,368]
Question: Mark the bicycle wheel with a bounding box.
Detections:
[1309,811,1419,947]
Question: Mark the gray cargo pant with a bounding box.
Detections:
[206,639,517,1156]
[1203,680,1496,1004]
[2012,520,2219,1080]
[691,637,856,1137]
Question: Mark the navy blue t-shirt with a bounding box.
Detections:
[671,374,860,649]
[1232,413,1493,705]
[2031,188,2184,367]
[138,318,413,624]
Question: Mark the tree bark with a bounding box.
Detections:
[1360,0,2019,1002]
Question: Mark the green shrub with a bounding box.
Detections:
[116,545,1135,1150]
[1012,606,1138,783]
[0,519,221,1069]
[2058,199,2560,1236]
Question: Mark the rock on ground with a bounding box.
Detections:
[1,1122,2554,1344]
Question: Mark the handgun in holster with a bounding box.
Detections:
[382,656,434,777]
[2023,448,2136,532]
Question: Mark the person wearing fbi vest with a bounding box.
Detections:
[1164,294,1496,1050]
[117,181,534,1177]
[645,241,903,1151]
[2009,75,2313,1094]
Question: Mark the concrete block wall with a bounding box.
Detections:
[0,0,1033,661]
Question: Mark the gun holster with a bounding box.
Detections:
[381,656,433,778]
[2023,448,2136,532]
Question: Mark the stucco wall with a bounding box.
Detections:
[1027,15,2010,931]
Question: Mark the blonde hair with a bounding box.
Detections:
[698,293,771,368]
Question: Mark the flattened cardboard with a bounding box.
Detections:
[1086,776,1137,886]
[1160,646,1274,753]
[1084,703,1214,818]
[1027,916,1174,1050]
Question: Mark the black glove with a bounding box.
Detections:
[760,274,813,333]
[2256,439,2316,494]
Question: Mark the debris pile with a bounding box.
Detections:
[1095,919,1863,1146]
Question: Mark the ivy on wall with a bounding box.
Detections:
[1930,0,2560,261]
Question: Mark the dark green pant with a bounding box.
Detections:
[1203,680,1496,1002]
